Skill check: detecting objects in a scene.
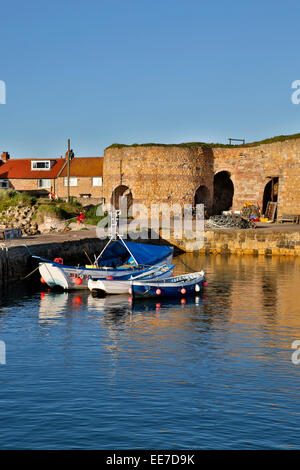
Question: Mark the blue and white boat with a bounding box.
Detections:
[129,270,206,298]
[88,263,174,295]
[36,237,174,290]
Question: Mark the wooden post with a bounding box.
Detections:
[271,177,274,202]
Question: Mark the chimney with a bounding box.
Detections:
[1,152,10,164]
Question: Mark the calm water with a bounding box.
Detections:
[0,254,300,449]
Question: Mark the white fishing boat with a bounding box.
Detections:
[88,263,174,295]
[35,210,174,290]
[36,239,174,290]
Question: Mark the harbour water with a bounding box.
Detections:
[0,254,300,449]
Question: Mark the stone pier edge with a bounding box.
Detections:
[166,228,300,256]
[0,228,300,287]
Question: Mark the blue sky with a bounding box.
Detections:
[1,0,300,157]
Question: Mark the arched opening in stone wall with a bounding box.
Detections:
[194,185,211,217]
[111,185,133,213]
[262,177,278,216]
[213,171,234,215]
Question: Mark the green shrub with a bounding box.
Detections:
[32,202,80,223]
[84,205,107,225]
[0,190,37,212]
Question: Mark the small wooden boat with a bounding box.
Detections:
[129,270,206,298]
[88,264,175,295]
[35,237,173,290]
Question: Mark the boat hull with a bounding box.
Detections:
[88,264,174,295]
[39,253,174,290]
[130,271,205,298]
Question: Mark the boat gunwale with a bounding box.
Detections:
[132,271,205,288]
[37,255,173,272]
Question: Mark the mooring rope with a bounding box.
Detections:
[176,256,198,273]
[21,265,41,280]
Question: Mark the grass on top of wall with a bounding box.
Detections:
[105,132,300,150]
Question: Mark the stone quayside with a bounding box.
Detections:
[0,224,300,288]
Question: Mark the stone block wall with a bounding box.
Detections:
[103,146,214,210]
[213,139,300,216]
[103,137,300,218]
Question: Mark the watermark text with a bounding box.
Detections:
[291,340,300,365]
[0,340,6,365]
[95,201,205,251]
[0,80,6,104]
[291,80,300,104]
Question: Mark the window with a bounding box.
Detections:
[0,179,9,188]
[64,177,78,187]
[31,160,51,170]
[38,179,51,188]
[92,177,102,186]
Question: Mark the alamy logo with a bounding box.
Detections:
[0,340,6,364]
[95,201,205,251]
[291,80,300,104]
[291,340,300,365]
[0,80,6,104]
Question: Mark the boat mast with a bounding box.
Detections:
[94,208,138,266]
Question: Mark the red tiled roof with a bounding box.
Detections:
[0,158,66,179]
[60,157,103,177]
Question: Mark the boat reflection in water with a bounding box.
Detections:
[38,289,204,326]
[39,290,88,323]
[39,291,70,323]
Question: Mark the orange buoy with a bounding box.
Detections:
[75,277,82,285]
[74,295,82,305]
[156,288,161,295]
[181,288,187,294]
[40,277,46,284]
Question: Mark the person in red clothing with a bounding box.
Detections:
[77,211,86,228]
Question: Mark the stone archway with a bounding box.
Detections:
[213,171,234,215]
[262,177,278,215]
[111,185,133,213]
[194,185,211,217]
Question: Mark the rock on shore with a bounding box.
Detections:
[0,205,40,236]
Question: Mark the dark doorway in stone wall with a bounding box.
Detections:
[111,185,133,213]
[194,185,211,217]
[213,171,234,215]
[262,177,278,215]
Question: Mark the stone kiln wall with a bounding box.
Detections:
[103,146,214,210]
[103,138,300,218]
[213,139,300,217]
